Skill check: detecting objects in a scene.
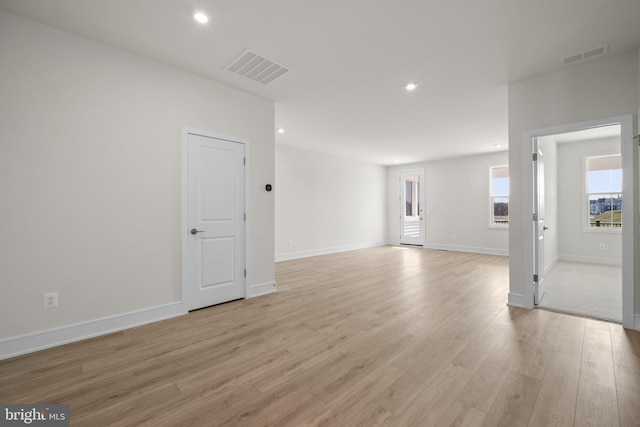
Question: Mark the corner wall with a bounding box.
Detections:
[274,144,386,260]
[0,12,275,349]
[386,151,509,255]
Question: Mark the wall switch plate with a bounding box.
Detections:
[599,243,606,250]
[44,292,59,308]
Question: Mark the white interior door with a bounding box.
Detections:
[400,170,425,245]
[187,133,245,310]
[534,139,547,305]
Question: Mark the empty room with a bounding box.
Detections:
[1,1,640,426]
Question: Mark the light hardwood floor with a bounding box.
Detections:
[1,246,639,426]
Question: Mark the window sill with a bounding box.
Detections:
[582,227,622,234]
[489,225,509,230]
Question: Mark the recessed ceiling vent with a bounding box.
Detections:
[563,45,608,65]
[225,50,289,85]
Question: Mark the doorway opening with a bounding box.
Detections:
[399,169,425,246]
[523,114,635,328]
[533,125,622,322]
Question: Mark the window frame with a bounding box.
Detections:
[583,153,622,233]
[489,165,509,229]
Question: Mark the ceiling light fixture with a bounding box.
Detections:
[277,128,285,134]
[405,83,418,91]
[193,12,209,23]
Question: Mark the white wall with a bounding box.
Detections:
[0,12,275,341]
[557,137,622,265]
[275,144,386,260]
[386,151,509,255]
[508,51,639,314]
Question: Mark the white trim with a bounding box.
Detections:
[423,243,508,256]
[181,127,250,310]
[635,315,640,331]
[275,242,385,262]
[0,302,184,360]
[275,242,508,262]
[508,293,529,308]
[247,281,277,298]
[544,256,558,276]
[558,254,622,267]
[522,114,635,326]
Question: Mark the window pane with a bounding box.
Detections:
[493,197,509,224]
[588,194,622,227]
[612,169,622,192]
[492,177,509,196]
[405,180,413,216]
[588,170,611,193]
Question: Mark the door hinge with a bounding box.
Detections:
[244,213,246,221]
[533,274,538,282]
[533,213,538,221]
[532,153,537,161]
[244,269,247,277]
[244,157,246,165]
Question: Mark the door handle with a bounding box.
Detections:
[543,226,549,231]
[190,229,205,235]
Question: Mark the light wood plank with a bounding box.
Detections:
[480,371,541,427]
[436,400,487,427]
[456,336,521,413]
[574,381,620,427]
[528,351,580,427]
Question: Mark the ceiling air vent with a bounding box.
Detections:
[225,50,289,85]
[563,45,608,65]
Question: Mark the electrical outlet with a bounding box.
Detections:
[288,240,293,246]
[599,243,606,250]
[44,292,58,308]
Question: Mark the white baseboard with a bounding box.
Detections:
[248,281,277,298]
[275,241,385,262]
[423,243,509,257]
[508,292,532,309]
[0,302,185,361]
[544,257,558,276]
[635,315,640,331]
[559,254,622,266]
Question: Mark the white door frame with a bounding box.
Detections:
[521,114,636,329]
[181,127,251,311]
[533,139,546,305]
[399,168,425,246]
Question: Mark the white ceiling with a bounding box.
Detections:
[1,0,639,165]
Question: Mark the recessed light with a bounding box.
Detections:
[394,159,399,163]
[193,12,209,23]
[494,144,503,148]
[277,128,285,134]
[405,83,418,91]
